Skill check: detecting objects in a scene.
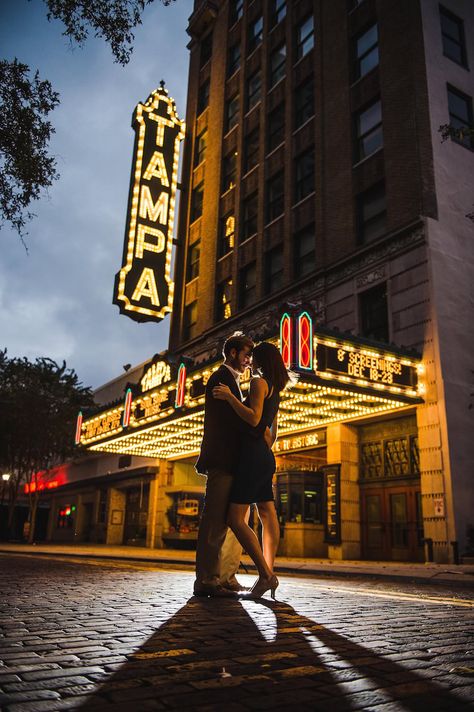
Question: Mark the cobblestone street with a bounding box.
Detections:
[1,554,474,711]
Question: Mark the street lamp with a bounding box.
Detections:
[1,473,11,526]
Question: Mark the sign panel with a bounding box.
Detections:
[321,464,341,544]
[114,83,185,322]
[316,339,418,393]
[141,358,172,392]
[274,429,327,454]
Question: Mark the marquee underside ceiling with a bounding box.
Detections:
[88,379,415,460]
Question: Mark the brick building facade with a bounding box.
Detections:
[45,0,473,563]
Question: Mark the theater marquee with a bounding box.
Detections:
[113,83,185,322]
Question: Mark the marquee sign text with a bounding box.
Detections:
[316,341,417,392]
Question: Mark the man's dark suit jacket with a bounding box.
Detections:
[195,364,243,475]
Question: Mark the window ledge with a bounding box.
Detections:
[292,191,316,210]
[193,159,206,172]
[223,124,238,140]
[350,65,379,89]
[239,233,257,247]
[268,75,286,93]
[220,185,236,199]
[217,251,233,262]
[264,214,284,230]
[292,115,315,136]
[242,164,259,179]
[352,146,384,169]
[245,100,262,118]
[293,48,314,70]
[266,141,285,158]
[442,51,469,71]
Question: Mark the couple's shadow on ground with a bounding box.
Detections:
[79,595,463,711]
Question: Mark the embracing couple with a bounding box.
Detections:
[193,331,291,600]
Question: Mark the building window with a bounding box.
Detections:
[270,0,286,27]
[226,94,239,132]
[266,171,284,223]
[219,214,235,256]
[268,102,285,152]
[361,436,420,480]
[447,85,474,149]
[276,473,323,525]
[294,76,314,129]
[440,5,467,67]
[294,225,315,278]
[296,15,314,60]
[270,44,286,87]
[194,130,207,167]
[354,23,379,80]
[197,79,210,115]
[239,262,257,308]
[247,70,262,111]
[248,16,263,53]
[190,183,204,222]
[241,192,258,240]
[265,245,284,294]
[355,99,383,161]
[294,149,315,203]
[183,300,198,341]
[200,32,213,68]
[357,181,387,243]
[216,278,233,321]
[360,283,389,343]
[228,42,241,77]
[244,127,260,173]
[222,152,237,192]
[186,240,200,282]
[230,0,243,25]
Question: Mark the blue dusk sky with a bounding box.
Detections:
[0,0,193,389]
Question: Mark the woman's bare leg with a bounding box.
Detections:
[227,503,273,579]
[256,501,280,571]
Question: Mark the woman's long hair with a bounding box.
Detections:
[252,341,294,393]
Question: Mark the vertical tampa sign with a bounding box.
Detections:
[113,83,185,322]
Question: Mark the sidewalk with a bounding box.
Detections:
[2,541,474,588]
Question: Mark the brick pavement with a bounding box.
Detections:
[1,554,473,711]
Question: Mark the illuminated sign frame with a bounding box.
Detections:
[113,83,185,322]
[315,335,421,398]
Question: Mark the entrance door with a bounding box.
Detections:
[124,484,149,546]
[361,486,423,561]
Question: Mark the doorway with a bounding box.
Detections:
[123,483,149,546]
[361,485,424,561]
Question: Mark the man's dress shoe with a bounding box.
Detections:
[222,580,250,592]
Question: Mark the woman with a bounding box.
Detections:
[213,341,291,599]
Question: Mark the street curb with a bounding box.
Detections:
[2,549,474,589]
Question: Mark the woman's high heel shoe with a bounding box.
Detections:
[247,574,279,600]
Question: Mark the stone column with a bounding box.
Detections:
[326,423,360,560]
[147,460,173,549]
[416,350,454,563]
[106,488,126,545]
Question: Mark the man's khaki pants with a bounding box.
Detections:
[195,468,242,587]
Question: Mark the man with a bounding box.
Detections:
[193,332,254,597]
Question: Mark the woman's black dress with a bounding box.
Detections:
[230,378,280,504]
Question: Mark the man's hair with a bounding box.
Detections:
[222,331,254,358]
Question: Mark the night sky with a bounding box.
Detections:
[0,0,192,389]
